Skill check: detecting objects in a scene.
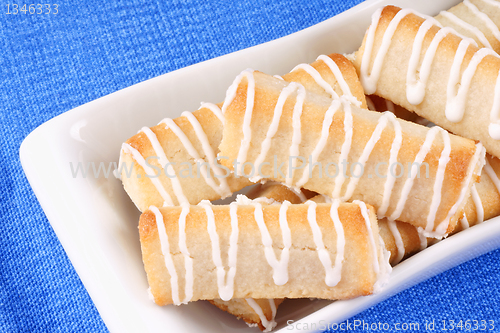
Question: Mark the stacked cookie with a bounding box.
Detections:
[117,1,500,330]
[359,2,500,260]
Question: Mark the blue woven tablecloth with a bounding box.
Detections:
[2,0,500,332]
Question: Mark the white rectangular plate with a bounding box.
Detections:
[20,0,500,332]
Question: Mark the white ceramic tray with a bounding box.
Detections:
[20,0,500,332]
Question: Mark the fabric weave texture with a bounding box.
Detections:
[2,0,499,332]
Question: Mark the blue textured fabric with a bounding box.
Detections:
[2,0,500,332]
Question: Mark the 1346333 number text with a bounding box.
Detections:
[6,4,58,14]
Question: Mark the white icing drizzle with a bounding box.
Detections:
[305,200,345,287]
[233,65,360,188]
[361,8,437,94]
[245,299,277,332]
[228,202,240,288]
[464,0,500,43]
[390,127,440,221]
[342,112,390,201]
[374,235,392,293]
[377,112,403,217]
[439,11,492,48]
[287,84,306,187]
[445,39,474,123]
[268,299,277,329]
[127,102,229,204]
[418,232,428,251]
[234,194,258,205]
[229,67,472,237]
[317,54,362,107]
[115,148,124,180]
[290,56,361,107]
[460,215,470,229]
[181,111,231,197]
[199,201,238,301]
[446,48,498,123]
[361,8,473,94]
[407,24,457,105]
[199,102,224,123]
[432,142,485,237]
[228,62,481,240]
[221,69,256,176]
[150,206,181,305]
[141,127,189,205]
[177,203,193,303]
[484,158,500,194]
[254,197,277,205]
[253,201,292,286]
[251,82,305,183]
[291,63,340,99]
[471,184,484,223]
[129,103,232,205]
[329,199,345,287]
[360,7,500,140]
[354,200,380,275]
[359,7,388,94]
[489,68,500,139]
[252,82,299,177]
[387,219,405,265]
[424,129,451,234]
[295,100,341,188]
[154,195,397,303]
[160,117,225,196]
[121,143,174,206]
[483,159,500,221]
[480,0,500,8]
[332,101,354,198]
